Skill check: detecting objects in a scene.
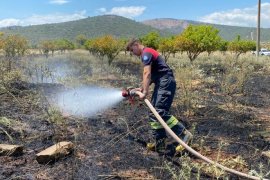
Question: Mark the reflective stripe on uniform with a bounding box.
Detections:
[166,116,179,128]
[150,116,179,129]
[150,121,163,129]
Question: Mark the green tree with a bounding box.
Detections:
[3,35,28,71]
[158,37,177,62]
[55,39,75,53]
[39,40,56,58]
[85,39,98,56]
[75,34,87,48]
[0,32,4,49]
[119,38,129,55]
[174,25,222,62]
[228,37,256,59]
[86,35,123,65]
[219,40,229,54]
[140,31,160,50]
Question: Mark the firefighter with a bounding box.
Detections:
[126,38,193,154]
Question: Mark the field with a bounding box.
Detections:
[0,50,270,179]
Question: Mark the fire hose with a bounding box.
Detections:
[122,88,268,180]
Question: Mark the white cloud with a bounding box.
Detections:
[0,18,21,28]
[199,3,270,28]
[49,0,69,5]
[0,11,87,28]
[98,8,107,13]
[97,6,146,18]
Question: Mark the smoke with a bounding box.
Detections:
[55,86,124,117]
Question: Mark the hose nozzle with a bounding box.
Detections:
[122,89,129,97]
[121,88,136,98]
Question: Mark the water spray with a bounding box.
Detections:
[121,88,267,180]
[56,86,124,117]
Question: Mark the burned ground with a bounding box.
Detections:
[1,54,270,180]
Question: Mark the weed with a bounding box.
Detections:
[214,141,228,178]
[45,106,68,142]
[249,162,270,179]
[174,65,202,116]
[219,58,254,95]
[0,117,11,127]
[0,117,13,142]
[165,155,193,180]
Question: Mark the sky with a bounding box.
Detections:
[0,0,270,28]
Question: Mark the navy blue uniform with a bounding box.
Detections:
[141,48,185,142]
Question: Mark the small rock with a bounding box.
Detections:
[36,141,74,164]
[262,151,270,159]
[0,144,23,156]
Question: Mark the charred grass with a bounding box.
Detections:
[0,51,270,179]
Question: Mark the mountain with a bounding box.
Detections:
[1,16,269,46]
[0,15,170,45]
[142,18,270,41]
[142,19,198,34]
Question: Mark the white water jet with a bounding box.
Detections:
[56,86,124,117]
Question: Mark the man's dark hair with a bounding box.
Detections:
[126,38,140,51]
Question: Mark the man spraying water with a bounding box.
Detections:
[126,38,192,154]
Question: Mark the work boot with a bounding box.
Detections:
[175,129,193,153]
[146,139,166,153]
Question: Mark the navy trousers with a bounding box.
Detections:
[149,74,185,141]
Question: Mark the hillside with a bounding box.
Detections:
[142,18,270,41]
[1,16,269,46]
[0,15,169,45]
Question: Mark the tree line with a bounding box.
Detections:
[0,24,262,70]
[83,25,257,64]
